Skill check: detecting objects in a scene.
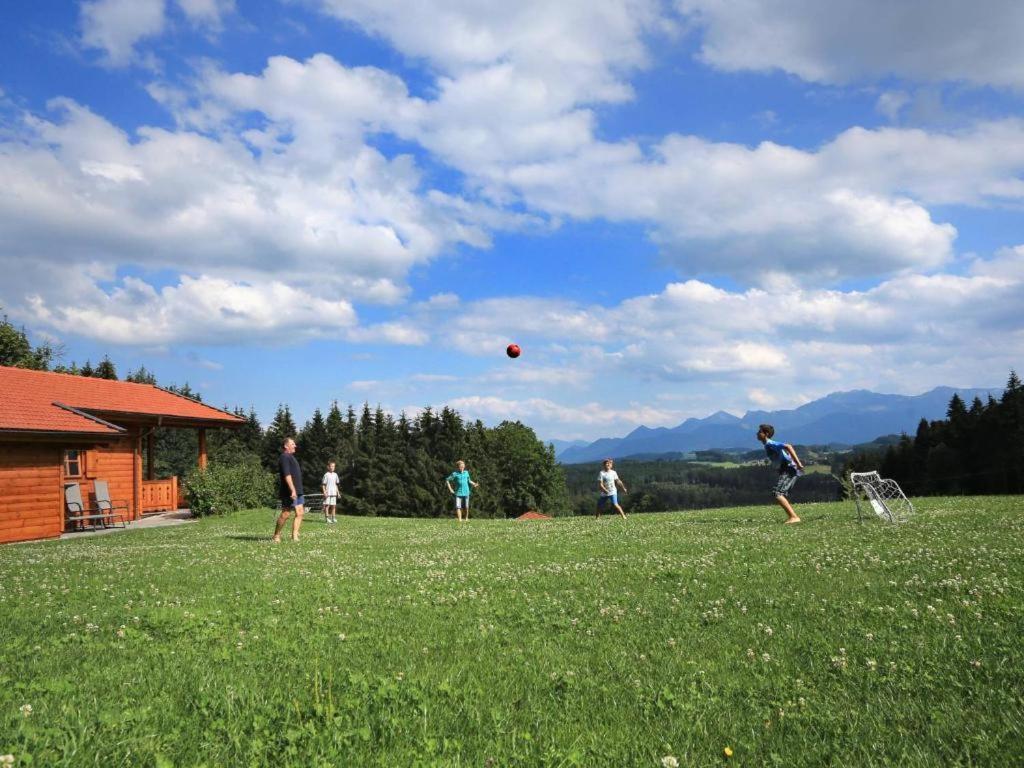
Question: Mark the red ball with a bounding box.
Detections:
[506,343,521,358]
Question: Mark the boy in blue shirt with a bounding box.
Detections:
[445,460,480,522]
[757,424,805,524]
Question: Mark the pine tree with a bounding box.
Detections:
[95,356,118,380]
[911,418,932,494]
[207,407,264,468]
[241,407,264,456]
[80,360,95,377]
[946,393,967,423]
[153,428,199,479]
[297,409,332,491]
[262,405,298,472]
[0,314,55,370]
[167,382,202,401]
[349,404,378,515]
[125,366,157,384]
[325,401,345,456]
[999,370,1024,492]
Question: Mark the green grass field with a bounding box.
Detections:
[2,498,1023,767]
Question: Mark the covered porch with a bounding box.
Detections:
[92,415,224,520]
[138,423,213,514]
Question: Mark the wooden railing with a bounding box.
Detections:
[141,477,179,513]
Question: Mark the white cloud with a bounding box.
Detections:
[25,274,357,345]
[410,373,458,383]
[176,0,234,32]
[295,1,1024,286]
[496,121,1024,282]
[875,90,910,122]
[677,0,1024,88]
[80,0,166,66]
[478,364,590,388]
[9,3,1024,360]
[0,96,494,325]
[311,0,661,83]
[345,322,429,346]
[349,380,382,392]
[418,245,1024,392]
[217,49,1017,287]
[747,388,779,408]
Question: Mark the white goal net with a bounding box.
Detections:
[850,471,914,523]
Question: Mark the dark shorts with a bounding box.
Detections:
[598,493,618,507]
[773,470,798,498]
[281,495,305,509]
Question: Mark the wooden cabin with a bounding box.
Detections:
[0,365,243,544]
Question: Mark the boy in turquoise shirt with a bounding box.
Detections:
[757,424,805,524]
[445,460,480,522]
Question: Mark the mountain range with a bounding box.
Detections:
[553,386,999,464]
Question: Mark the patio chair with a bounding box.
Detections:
[64,482,117,530]
[93,480,129,528]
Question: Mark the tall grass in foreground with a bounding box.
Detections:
[1,498,1022,766]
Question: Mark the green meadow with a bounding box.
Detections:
[2,498,1023,767]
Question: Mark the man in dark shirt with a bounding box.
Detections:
[272,437,305,542]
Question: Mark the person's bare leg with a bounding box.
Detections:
[292,504,305,540]
[614,502,627,520]
[273,509,291,541]
[776,495,800,523]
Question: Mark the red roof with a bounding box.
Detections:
[0,366,244,435]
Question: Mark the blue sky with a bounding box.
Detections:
[2,0,1023,441]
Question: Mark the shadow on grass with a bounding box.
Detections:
[224,534,271,542]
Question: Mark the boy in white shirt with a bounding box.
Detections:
[321,461,340,524]
[596,458,627,519]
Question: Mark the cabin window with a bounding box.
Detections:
[64,449,84,478]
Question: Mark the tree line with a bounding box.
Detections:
[841,371,1024,496]
[254,402,570,518]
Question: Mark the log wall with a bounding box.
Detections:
[0,443,63,544]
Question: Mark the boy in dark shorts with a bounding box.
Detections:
[757,424,804,524]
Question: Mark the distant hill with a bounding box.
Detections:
[555,386,999,464]
[546,438,589,455]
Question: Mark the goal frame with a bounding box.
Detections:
[849,471,914,523]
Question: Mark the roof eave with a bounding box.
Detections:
[78,409,244,428]
[0,428,122,438]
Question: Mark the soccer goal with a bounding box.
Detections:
[849,471,913,523]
